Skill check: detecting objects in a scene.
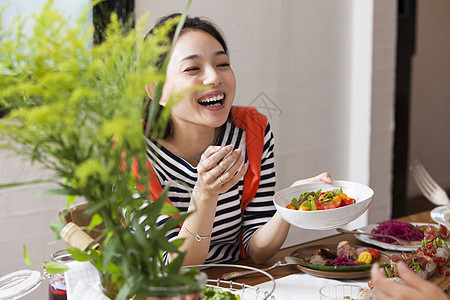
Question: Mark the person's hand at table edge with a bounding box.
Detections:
[370,262,448,300]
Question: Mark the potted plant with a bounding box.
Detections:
[0,1,205,299]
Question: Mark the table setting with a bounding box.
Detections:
[3,177,450,300]
[202,172,450,300]
[202,209,450,299]
[2,169,449,299]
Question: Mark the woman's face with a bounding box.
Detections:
[161,29,236,130]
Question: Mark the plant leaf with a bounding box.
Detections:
[0,179,52,189]
[86,213,103,232]
[23,245,32,265]
[67,246,91,262]
[66,194,77,207]
[50,219,65,240]
[45,261,69,274]
[160,202,180,215]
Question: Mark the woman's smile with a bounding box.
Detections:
[197,91,226,109]
[161,29,236,129]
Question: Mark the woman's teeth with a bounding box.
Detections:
[198,94,224,106]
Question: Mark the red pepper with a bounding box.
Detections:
[366,248,380,259]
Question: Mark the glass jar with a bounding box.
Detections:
[0,269,43,299]
[48,249,74,300]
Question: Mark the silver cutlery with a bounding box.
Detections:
[410,159,450,206]
[220,256,306,280]
[336,227,422,246]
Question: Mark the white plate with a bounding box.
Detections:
[431,206,450,228]
[354,222,435,252]
[273,180,374,230]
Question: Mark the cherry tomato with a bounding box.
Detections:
[332,195,342,207]
[315,199,322,208]
[342,197,356,206]
[286,204,297,210]
[298,206,310,211]
[322,203,336,210]
[366,248,380,259]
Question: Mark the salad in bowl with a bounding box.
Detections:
[274,180,374,230]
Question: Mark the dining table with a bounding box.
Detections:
[203,210,450,299]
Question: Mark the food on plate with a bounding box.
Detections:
[305,241,382,271]
[370,224,450,287]
[285,188,356,211]
[370,219,424,244]
[203,285,239,300]
[357,251,373,264]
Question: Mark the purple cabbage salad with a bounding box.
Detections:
[371,220,424,244]
[328,253,359,267]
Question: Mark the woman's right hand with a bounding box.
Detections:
[196,144,248,195]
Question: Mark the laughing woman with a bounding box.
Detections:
[144,14,332,266]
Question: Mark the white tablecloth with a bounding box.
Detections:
[64,261,371,300]
[255,273,370,300]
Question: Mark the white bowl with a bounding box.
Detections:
[273,180,374,230]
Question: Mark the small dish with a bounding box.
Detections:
[430,206,450,228]
[273,180,374,230]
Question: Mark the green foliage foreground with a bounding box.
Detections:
[0,1,197,299]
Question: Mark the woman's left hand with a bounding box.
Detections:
[291,172,332,186]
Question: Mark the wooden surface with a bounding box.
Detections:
[203,210,450,295]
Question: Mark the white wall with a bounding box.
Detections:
[408,0,450,198]
[368,0,397,223]
[135,0,397,241]
[0,0,397,298]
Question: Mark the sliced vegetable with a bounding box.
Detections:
[357,251,373,264]
[286,204,296,210]
[298,205,310,211]
[366,248,380,259]
[305,263,389,272]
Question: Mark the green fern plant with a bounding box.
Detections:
[0,1,198,299]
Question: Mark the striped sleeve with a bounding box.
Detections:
[241,121,277,251]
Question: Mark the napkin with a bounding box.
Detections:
[255,273,370,300]
[64,261,109,300]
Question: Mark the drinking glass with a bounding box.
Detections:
[319,284,372,300]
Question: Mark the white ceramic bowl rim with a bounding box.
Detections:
[273,180,374,230]
[274,180,374,210]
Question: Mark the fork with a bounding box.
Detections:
[410,160,450,206]
[220,256,305,280]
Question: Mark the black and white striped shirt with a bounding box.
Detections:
[146,119,276,264]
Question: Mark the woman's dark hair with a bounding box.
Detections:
[144,14,229,139]
[145,13,228,69]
